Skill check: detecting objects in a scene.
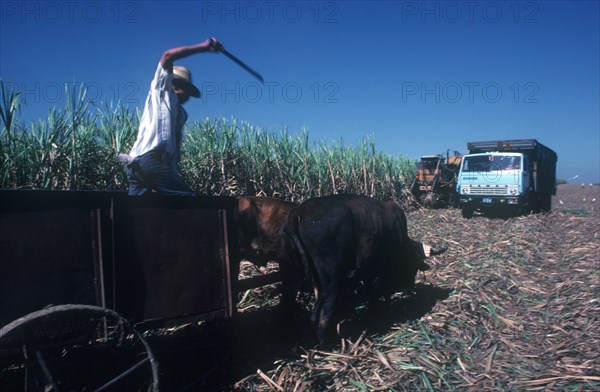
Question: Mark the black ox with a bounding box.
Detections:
[283,194,446,343]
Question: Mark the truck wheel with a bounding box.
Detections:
[542,194,552,212]
[409,179,420,204]
[525,194,536,214]
[508,205,524,218]
[461,207,474,219]
[448,192,457,208]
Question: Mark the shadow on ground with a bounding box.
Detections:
[338,283,452,340]
[147,283,451,391]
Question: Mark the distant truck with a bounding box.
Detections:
[410,151,462,208]
[456,139,557,218]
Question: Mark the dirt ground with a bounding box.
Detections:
[148,184,599,391]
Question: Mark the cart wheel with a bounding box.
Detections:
[0,304,159,391]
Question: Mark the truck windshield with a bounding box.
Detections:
[463,155,520,172]
[420,158,440,172]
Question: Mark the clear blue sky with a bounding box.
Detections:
[1,1,599,183]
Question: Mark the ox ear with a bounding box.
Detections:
[422,243,448,257]
[237,196,254,213]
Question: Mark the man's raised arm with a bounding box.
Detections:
[160,38,224,70]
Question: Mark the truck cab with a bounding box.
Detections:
[457,140,557,218]
[410,152,462,207]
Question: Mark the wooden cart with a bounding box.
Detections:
[0,190,275,391]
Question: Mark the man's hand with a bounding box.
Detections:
[207,37,224,53]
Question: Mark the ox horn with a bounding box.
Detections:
[422,243,448,257]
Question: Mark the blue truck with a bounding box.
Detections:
[456,139,557,218]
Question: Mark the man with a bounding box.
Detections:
[123,37,223,195]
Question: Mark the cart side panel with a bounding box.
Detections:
[0,209,97,326]
[112,201,233,322]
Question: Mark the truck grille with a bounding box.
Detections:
[469,186,509,195]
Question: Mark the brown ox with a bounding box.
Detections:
[236,196,307,308]
[236,196,297,266]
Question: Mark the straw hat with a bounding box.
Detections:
[173,66,200,98]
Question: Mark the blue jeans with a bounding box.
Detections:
[125,150,195,196]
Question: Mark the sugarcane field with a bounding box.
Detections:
[0,79,600,391]
[1,86,597,390]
